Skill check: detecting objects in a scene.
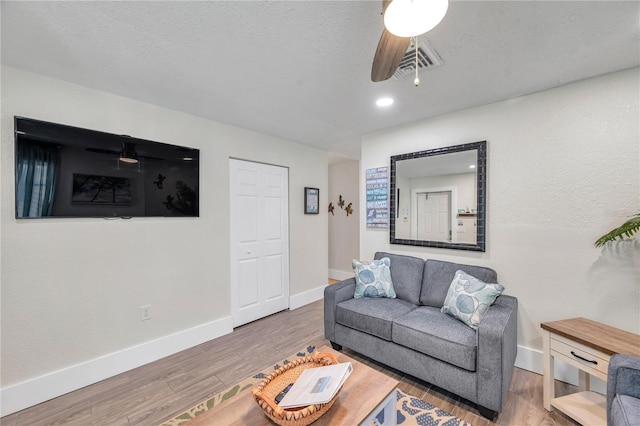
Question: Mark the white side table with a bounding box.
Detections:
[541,317,640,425]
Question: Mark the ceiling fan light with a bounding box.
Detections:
[384,0,449,38]
[119,142,139,164]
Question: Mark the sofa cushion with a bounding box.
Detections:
[611,394,640,426]
[336,297,417,341]
[352,258,396,298]
[421,259,498,308]
[441,270,505,330]
[374,252,424,305]
[392,306,478,371]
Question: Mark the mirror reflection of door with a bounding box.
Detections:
[416,191,451,242]
[394,150,476,244]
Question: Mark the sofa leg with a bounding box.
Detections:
[477,405,498,421]
[330,342,342,351]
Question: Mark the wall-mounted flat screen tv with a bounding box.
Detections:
[14,116,199,218]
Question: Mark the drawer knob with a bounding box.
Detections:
[571,351,598,365]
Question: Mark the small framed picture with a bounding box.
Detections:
[304,187,319,214]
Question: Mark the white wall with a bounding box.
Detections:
[0,66,328,414]
[361,68,640,357]
[328,160,360,279]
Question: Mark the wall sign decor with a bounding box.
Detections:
[304,187,319,214]
[366,167,389,228]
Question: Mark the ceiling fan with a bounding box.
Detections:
[86,142,160,163]
[371,0,448,83]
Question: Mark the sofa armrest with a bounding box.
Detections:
[476,294,518,413]
[607,354,640,425]
[323,278,356,342]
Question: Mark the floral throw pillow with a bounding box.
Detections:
[352,257,396,299]
[441,270,505,330]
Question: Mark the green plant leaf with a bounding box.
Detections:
[594,212,640,247]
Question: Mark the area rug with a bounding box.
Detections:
[160,346,472,426]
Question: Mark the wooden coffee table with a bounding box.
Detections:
[186,345,399,425]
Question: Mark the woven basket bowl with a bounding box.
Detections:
[251,351,341,426]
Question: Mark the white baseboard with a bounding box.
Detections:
[515,344,544,374]
[328,269,352,281]
[289,285,327,310]
[515,345,606,394]
[0,316,233,417]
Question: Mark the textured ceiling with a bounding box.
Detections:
[2,1,639,159]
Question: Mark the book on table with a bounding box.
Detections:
[277,362,353,408]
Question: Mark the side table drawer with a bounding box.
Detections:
[550,336,609,376]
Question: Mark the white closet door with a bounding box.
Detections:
[417,191,451,242]
[229,159,289,327]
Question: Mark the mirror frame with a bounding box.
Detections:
[389,140,487,252]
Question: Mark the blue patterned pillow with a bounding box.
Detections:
[352,257,396,298]
[441,270,504,330]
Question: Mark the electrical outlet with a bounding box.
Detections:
[141,305,151,321]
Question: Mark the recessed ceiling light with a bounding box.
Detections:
[469,164,476,169]
[376,97,394,107]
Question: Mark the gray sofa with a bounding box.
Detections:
[607,354,640,426]
[324,252,518,419]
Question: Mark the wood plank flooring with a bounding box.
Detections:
[1,299,580,426]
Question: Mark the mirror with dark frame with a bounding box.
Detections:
[389,141,487,252]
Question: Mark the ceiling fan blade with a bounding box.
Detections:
[86,147,119,155]
[371,28,411,82]
[371,0,411,82]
